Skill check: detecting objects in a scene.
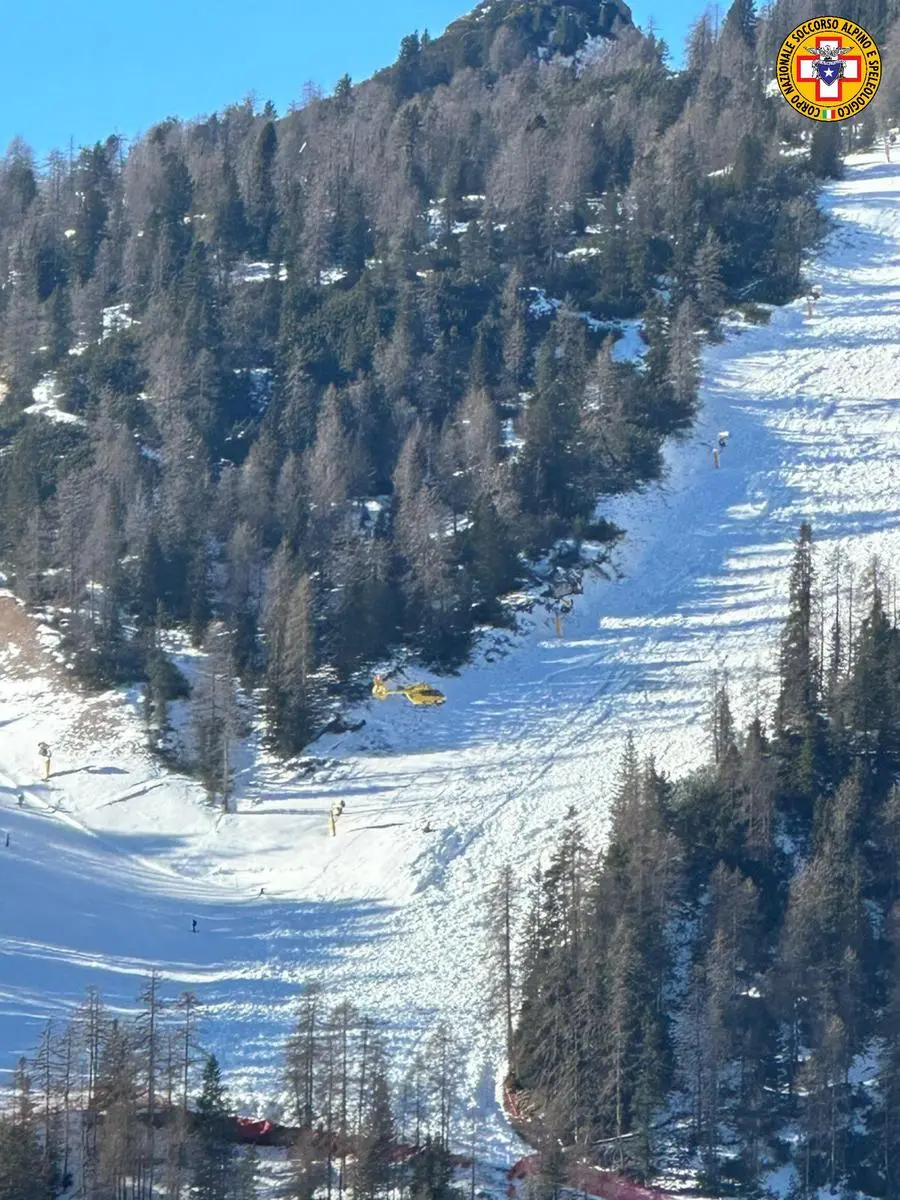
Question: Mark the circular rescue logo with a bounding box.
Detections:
[775,18,881,122]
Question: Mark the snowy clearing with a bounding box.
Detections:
[0,153,899,1171]
[24,374,83,424]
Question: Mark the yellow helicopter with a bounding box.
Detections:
[372,674,446,706]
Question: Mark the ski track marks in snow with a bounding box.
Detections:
[0,153,899,1159]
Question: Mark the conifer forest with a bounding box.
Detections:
[3,0,900,1196]
[0,0,846,760]
[510,526,900,1198]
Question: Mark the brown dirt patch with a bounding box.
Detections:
[0,595,61,682]
[0,595,143,755]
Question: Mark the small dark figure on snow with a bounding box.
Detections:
[423,822,432,833]
[17,793,24,807]
[259,887,265,897]
[192,919,197,933]
[4,833,8,848]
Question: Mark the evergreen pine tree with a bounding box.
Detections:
[693,230,727,333]
[247,122,278,256]
[775,522,825,811]
[193,1055,232,1200]
[355,1046,395,1200]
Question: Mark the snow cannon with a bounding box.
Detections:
[372,675,445,706]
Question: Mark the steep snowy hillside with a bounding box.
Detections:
[1,150,899,1164]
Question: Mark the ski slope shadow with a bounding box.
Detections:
[0,796,395,1074]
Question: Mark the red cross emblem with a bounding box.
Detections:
[795,36,862,103]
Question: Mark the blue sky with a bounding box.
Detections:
[2,0,707,163]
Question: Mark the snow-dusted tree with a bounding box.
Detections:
[327,1001,360,1200]
[285,984,323,1131]
[226,519,264,678]
[176,990,201,1109]
[685,10,715,73]
[666,297,700,427]
[500,268,527,397]
[190,621,240,806]
[774,523,826,807]
[693,230,727,332]
[484,866,518,1076]
[264,544,323,756]
[354,1041,395,1200]
[94,1018,141,1198]
[0,1059,54,1200]
[134,971,165,1197]
[307,386,351,511]
[192,1055,232,1200]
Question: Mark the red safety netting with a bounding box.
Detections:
[235,1117,273,1140]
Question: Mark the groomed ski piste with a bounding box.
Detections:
[1,150,899,1180]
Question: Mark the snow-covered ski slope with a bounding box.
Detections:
[1,151,900,1155]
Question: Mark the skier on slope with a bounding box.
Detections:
[17,792,24,807]
[192,918,197,933]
